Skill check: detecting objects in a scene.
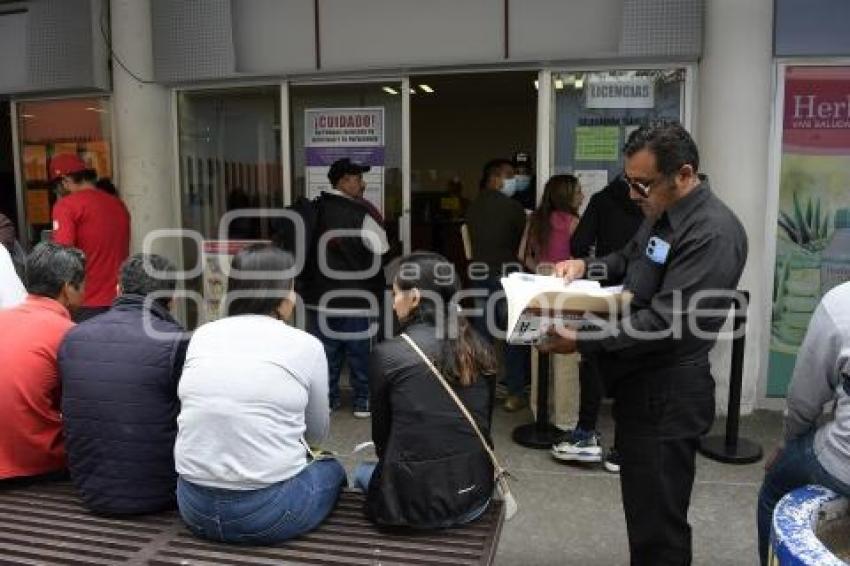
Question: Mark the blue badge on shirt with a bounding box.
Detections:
[646,236,671,265]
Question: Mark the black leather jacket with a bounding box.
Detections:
[366,322,494,528]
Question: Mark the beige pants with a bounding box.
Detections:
[530,349,581,429]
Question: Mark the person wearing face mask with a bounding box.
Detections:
[467,158,531,412]
[511,151,536,211]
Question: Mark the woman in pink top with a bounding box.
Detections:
[522,175,584,272]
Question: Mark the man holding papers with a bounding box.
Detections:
[539,123,748,566]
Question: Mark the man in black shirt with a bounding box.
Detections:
[541,123,748,565]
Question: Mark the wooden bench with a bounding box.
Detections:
[0,481,504,565]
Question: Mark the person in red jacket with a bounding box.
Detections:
[50,153,130,322]
[0,242,85,482]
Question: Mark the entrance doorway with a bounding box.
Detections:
[410,72,537,273]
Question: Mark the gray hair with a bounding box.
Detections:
[120,254,176,306]
[25,242,86,299]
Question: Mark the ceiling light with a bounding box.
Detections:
[21,114,34,119]
[382,86,398,95]
[418,84,434,93]
[574,77,584,89]
[409,88,416,94]
[555,79,564,90]
[534,80,539,90]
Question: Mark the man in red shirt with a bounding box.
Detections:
[50,153,130,322]
[0,242,85,481]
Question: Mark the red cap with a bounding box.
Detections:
[50,153,88,181]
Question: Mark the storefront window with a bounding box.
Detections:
[16,97,113,246]
[552,69,687,210]
[176,86,282,325]
[177,87,282,239]
[767,65,850,396]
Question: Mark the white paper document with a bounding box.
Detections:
[500,273,629,345]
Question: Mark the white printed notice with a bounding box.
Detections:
[501,273,630,345]
[305,107,385,214]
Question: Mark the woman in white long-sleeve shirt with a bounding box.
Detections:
[175,244,345,545]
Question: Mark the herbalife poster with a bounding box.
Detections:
[768,66,850,396]
[305,107,385,214]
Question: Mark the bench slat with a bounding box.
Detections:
[0,482,504,565]
[0,540,127,565]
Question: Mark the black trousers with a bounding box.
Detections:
[577,357,605,432]
[613,366,715,566]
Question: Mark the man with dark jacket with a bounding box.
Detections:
[59,254,188,516]
[467,158,530,412]
[304,158,389,418]
[551,175,644,471]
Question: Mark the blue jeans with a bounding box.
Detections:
[757,431,850,565]
[474,276,530,397]
[177,459,347,545]
[352,462,491,525]
[307,312,374,406]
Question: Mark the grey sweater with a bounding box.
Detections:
[784,281,850,486]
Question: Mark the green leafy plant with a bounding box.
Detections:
[777,191,830,252]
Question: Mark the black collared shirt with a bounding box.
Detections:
[578,177,748,374]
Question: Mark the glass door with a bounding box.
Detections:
[288,81,404,260]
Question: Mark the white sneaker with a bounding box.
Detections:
[551,430,603,463]
[603,448,621,473]
[353,401,371,419]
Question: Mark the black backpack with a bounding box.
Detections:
[272,195,323,294]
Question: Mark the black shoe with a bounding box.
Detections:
[604,448,621,473]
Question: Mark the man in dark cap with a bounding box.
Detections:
[304,158,389,418]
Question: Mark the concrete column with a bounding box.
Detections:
[110,0,179,262]
[698,0,774,414]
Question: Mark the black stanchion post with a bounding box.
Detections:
[513,350,562,449]
[698,290,763,464]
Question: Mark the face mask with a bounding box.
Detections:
[514,175,531,192]
[500,177,517,197]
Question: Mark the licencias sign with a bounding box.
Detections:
[586,77,654,109]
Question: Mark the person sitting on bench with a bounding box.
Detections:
[354,252,498,528]
[757,280,850,565]
[59,254,188,515]
[175,244,346,545]
[0,243,84,482]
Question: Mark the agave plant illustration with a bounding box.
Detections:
[777,191,831,252]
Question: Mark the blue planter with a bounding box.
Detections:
[770,485,848,565]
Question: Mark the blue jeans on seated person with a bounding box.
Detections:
[756,430,850,565]
[177,459,346,545]
[352,462,491,525]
